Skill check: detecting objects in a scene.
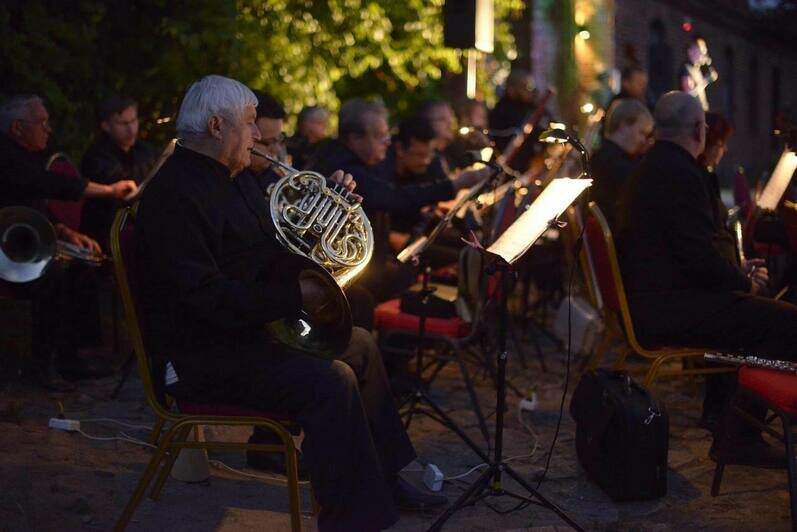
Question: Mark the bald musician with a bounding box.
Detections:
[618,91,797,467]
[136,76,445,532]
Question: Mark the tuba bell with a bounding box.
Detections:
[0,206,107,283]
[250,147,374,357]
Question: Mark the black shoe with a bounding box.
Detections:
[709,436,787,469]
[392,476,448,511]
[246,433,310,480]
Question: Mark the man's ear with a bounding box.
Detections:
[208,115,224,140]
[10,119,23,137]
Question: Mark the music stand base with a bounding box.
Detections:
[428,460,583,532]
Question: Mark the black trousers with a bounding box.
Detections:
[631,290,797,439]
[173,328,416,532]
[629,290,797,362]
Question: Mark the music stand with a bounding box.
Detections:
[428,177,591,532]
[394,166,500,456]
[757,147,797,212]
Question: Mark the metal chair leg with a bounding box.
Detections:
[281,433,303,532]
[781,414,797,532]
[149,425,193,500]
[149,417,167,446]
[114,425,182,531]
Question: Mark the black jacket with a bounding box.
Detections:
[136,145,302,381]
[590,139,636,230]
[618,140,751,298]
[80,134,157,244]
[0,134,86,213]
[488,96,546,171]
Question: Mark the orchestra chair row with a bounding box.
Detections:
[110,206,306,532]
[711,366,797,532]
[579,202,733,388]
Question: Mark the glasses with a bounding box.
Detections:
[256,133,286,148]
[21,118,52,130]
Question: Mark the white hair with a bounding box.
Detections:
[0,95,43,133]
[175,75,257,139]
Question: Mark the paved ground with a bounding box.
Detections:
[0,327,793,532]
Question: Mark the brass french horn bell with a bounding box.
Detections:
[0,206,57,283]
[249,147,374,358]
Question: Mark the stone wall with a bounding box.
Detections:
[612,0,797,182]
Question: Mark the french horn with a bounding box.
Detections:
[250,147,374,357]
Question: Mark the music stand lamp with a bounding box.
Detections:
[428,131,590,531]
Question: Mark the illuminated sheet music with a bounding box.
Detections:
[487,178,591,265]
[757,148,797,211]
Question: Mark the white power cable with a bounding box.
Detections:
[80,418,153,431]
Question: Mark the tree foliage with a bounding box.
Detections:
[0,0,518,157]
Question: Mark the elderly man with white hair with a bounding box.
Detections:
[618,91,797,468]
[135,75,443,532]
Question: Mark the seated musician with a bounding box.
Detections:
[0,95,138,390]
[446,98,491,171]
[418,99,457,160]
[0,95,138,236]
[135,75,445,531]
[618,91,797,467]
[590,98,653,229]
[379,115,478,269]
[311,98,485,301]
[489,68,551,171]
[80,95,158,248]
[243,89,376,332]
[605,66,650,112]
[286,105,329,170]
[242,89,287,190]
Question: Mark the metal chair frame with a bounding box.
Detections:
[711,386,797,532]
[110,206,304,532]
[582,202,732,387]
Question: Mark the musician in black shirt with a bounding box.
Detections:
[80,96,158,247]
[618,91,797,466]
[136,76,443,532]
[311,99,485,301]
[287,105,329,170]
[591,98,653,229]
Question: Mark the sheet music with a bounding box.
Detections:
[487,178,591,265]
[757,148,797,211]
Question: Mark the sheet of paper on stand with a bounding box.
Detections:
[487,178,592,265]
[757,148,797,211]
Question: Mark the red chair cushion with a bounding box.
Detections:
[739,366,797,417]
[176,400,294,421]
[585,214,622,313]
[374,298,469,338]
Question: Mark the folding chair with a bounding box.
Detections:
[110,206,305,531]
[583,202,731,387]
[711,366,797,531]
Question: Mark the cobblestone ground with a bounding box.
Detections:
[0,329,792,532]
